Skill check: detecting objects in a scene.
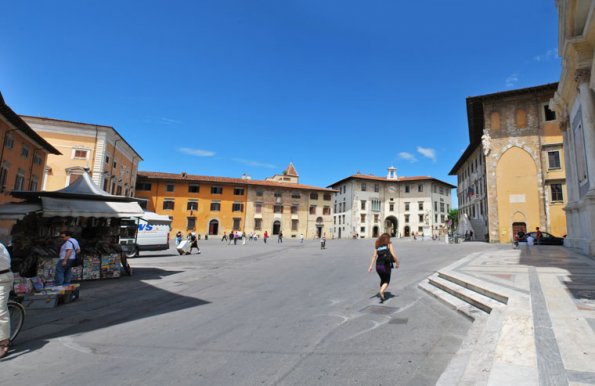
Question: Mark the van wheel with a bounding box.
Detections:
[125,246,138,258]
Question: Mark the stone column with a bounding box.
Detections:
[575,68,595,193]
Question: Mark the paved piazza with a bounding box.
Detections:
[2,238,508,385]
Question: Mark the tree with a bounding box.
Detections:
[447,209,459,233]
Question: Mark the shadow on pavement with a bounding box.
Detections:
[518,245,595,302]
[6,267,209,359]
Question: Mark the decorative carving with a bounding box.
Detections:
[575,68,591,85]
[481,129,492,156]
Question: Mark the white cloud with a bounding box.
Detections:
[398,152,417,163]
[505,73,519,88]
[534,48,558,62]
[160,117,182,125]
[417,146,436,161]
[232,158,277,169]
[179,148,216,157]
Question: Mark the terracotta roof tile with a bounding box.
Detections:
[137,171,337,192]
[327,174,456,188]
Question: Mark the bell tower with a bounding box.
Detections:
[387,166,398,180]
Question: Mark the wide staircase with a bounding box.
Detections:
[468,218,487,241]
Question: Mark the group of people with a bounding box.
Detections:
[175,231,200,254]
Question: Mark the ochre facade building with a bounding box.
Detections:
[135,164,335,239]
[451,83,567,243]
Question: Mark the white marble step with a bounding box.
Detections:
[438,271,509,304]
[427,273,504,314]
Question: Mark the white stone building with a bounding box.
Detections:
[328,167,455,239]
[550,0,595,256]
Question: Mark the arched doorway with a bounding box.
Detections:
[316,217,324,238]
[404,226,410,237]
[385,216,398,237]
[208,220,219,235]
[372,226,379,238]
[272,220,281,235]
[512,222,526,239]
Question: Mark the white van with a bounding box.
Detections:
[121,211,172,257]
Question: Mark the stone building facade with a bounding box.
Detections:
[550,0,595,256]
[21,116,142,197]
[451,83,567,243]
[328,168,454,239]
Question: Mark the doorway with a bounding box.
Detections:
[512,222,526,239]
[384,216,398,237]
[372,226,379,238]
[208,219,219,235]
[272,220,281,235]
[404,226,410,237]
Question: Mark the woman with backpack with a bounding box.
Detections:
[368,233,399,303]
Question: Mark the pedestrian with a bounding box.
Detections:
[264,230,269,244]
[188,232,201,254]
[278,231,283,243]
[465,230,469,240]
[469,230,474,240]
[368,233,399,303]
[0,242,14,359]
[233,231,239,245]
[242,233,246,245]
[221,232,228,242]
[176,231,183,246]
[320,233,326,249]
[55,231,77,286]
[535,227,542,245]
[526,234,535,246]
[300,233,304,243]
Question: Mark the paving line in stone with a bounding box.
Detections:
[529,267,569,386]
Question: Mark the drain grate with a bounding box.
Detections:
[360,305,399,315]
[389,318,408,325]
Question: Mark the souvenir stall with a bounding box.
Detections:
[0,171,143,308]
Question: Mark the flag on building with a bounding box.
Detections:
[467,186,475,198]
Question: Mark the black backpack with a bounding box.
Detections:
[376,245,392,264]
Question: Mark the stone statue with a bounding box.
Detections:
[481,129,491,156]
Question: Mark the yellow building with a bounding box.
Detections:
[135,164,335,239]
[135,171,249,237]
[550,0,595,256]
[450,83,567,243]
[21,116,142,197]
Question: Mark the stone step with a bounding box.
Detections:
[427,274,504,314]
[438,271,509,305]
[418,279,484,321]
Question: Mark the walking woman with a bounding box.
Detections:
[368,233,399,303]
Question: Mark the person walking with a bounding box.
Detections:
[368,233,399,303]
[176,231,183,246]
[264,230,269,244]
[278,231,283,243]
[535,227,543,245]
[0,242,14,359]
[188,232,201,254]
[55,231,77,286]
[221,232,228,242]
[320,233,326,249]
[300,233,304,244]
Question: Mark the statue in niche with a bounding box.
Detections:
[481,129,491,156]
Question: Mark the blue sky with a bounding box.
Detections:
[0,1,561,191]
